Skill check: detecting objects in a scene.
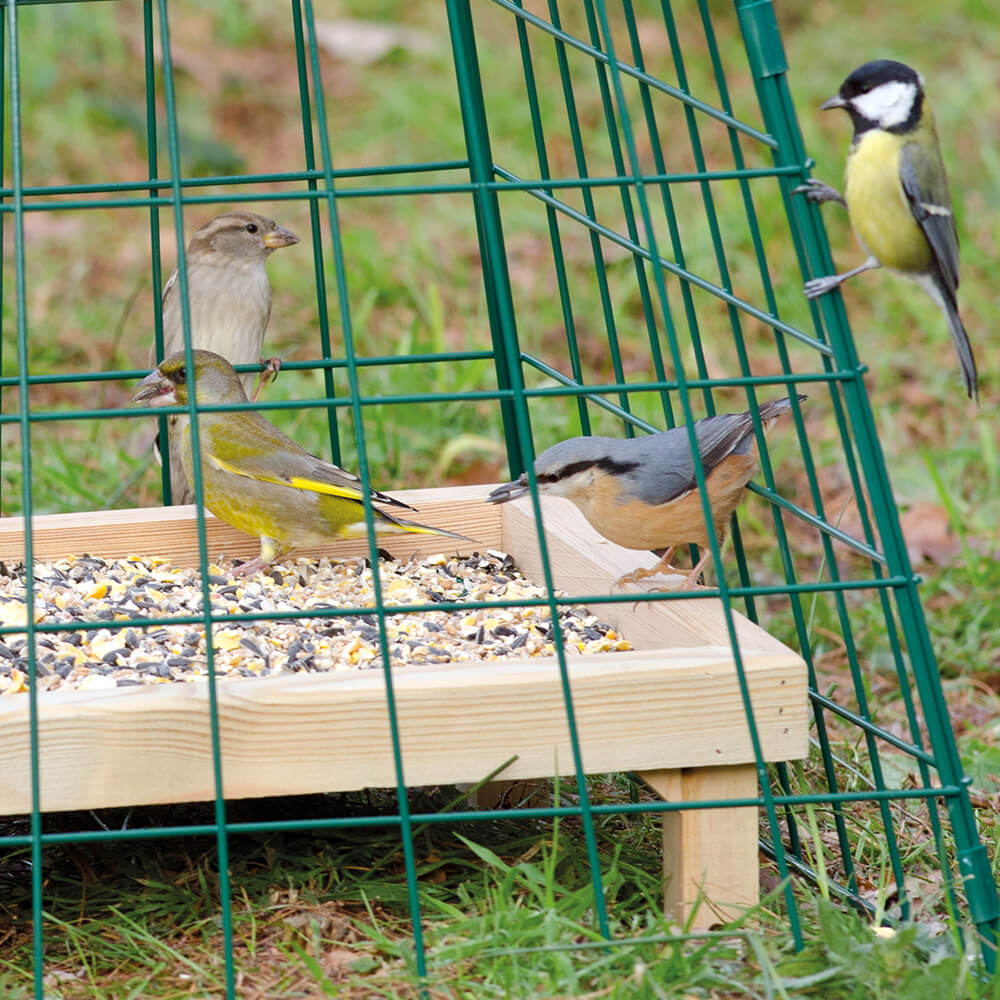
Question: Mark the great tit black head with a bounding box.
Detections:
[821,59,925,136]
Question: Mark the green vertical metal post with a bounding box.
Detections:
[547,0,636,434]
[695,0,862,900]
[291,0,342,466]
[297,0,434,986]
[591,0,800,946]
[153,2,239,995]
[445,0,613,941]
[0,12,4,516]
[143,0,172,504]
[4,3,44,994]
[735,0,999,961]
[511,2,592,435]
[445,0,529,477]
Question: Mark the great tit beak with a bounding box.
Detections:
[133,369,177,405]
[263,225,299,250]
[819,94,847,111]
[484,477,530,505]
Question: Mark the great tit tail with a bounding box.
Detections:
[942,300,979,403]
[916,273,979,402]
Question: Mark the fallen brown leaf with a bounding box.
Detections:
[898,501,961,565]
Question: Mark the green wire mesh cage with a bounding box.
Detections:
[1,0,996,994]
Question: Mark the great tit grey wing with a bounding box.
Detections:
[899,140,960,298]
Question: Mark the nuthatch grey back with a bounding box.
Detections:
[486,396,802,588]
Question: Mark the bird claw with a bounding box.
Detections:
[792,179,845,205]
[803,275,842,299]
[613,564,677,590]
[230,557,267,577]
[251,356,281,403]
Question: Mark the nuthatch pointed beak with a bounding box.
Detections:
[485,477,530,504]
[262,225,299,250]
[133,369,176,405]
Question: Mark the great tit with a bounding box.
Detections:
[796,59,978,401]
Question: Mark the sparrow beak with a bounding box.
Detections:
[819,94,847,111]
[133,369,177,405]
[263,225,300,250]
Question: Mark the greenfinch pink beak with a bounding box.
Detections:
[133,369,177,405]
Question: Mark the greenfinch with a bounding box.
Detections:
[154,211,300,504]
[134,350,467,575]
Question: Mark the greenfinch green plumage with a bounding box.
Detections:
[134,350,468,575]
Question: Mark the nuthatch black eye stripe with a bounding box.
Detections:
[541,456,642,484]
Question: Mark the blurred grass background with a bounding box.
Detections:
[1,0,999,995]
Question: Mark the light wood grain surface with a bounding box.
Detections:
[0,488,808,813]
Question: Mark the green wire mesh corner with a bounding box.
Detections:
[1,0,996,994]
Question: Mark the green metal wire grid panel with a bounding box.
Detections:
[1,0,997,994]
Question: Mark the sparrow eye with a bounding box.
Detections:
[245,223,258,234]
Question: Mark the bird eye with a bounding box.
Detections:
[176,366,186,383]
[245,223,258,234]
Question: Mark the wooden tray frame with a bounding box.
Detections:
[0,485,807,927]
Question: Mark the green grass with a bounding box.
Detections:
[2,786,998,998]
[1,0,999,995]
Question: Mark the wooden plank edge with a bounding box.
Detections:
[0,646,808,812]
[0,485,502,567]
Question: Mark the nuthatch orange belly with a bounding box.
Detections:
[486,396,802,588]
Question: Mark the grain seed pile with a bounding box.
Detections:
[0,551,631,694]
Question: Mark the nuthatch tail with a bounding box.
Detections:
[486,396,803,589]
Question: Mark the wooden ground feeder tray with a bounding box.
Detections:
[0,484,807,928]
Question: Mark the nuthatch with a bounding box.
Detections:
[486,396,802,589]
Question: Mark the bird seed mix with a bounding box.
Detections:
[0,550,632,694]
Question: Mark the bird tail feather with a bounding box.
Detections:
[916,273,978,401]
[756,394,806,429]
[339,505,474,543]
[379,516,474,542]
[942,301,978,403]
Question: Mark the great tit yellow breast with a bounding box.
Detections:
[845,130,932,273]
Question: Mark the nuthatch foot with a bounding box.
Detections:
[486,396,803,589]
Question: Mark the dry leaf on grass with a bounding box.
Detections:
[898,501,961,565]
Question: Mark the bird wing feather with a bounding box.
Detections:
[630,411,753,506]
[199,414,415,510]
[161,267,178,311]
[900,139,960,298]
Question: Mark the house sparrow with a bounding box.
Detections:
[134,350,468,576]
[153,211,299,504]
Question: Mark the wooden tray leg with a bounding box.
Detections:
[640,765,759,929]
